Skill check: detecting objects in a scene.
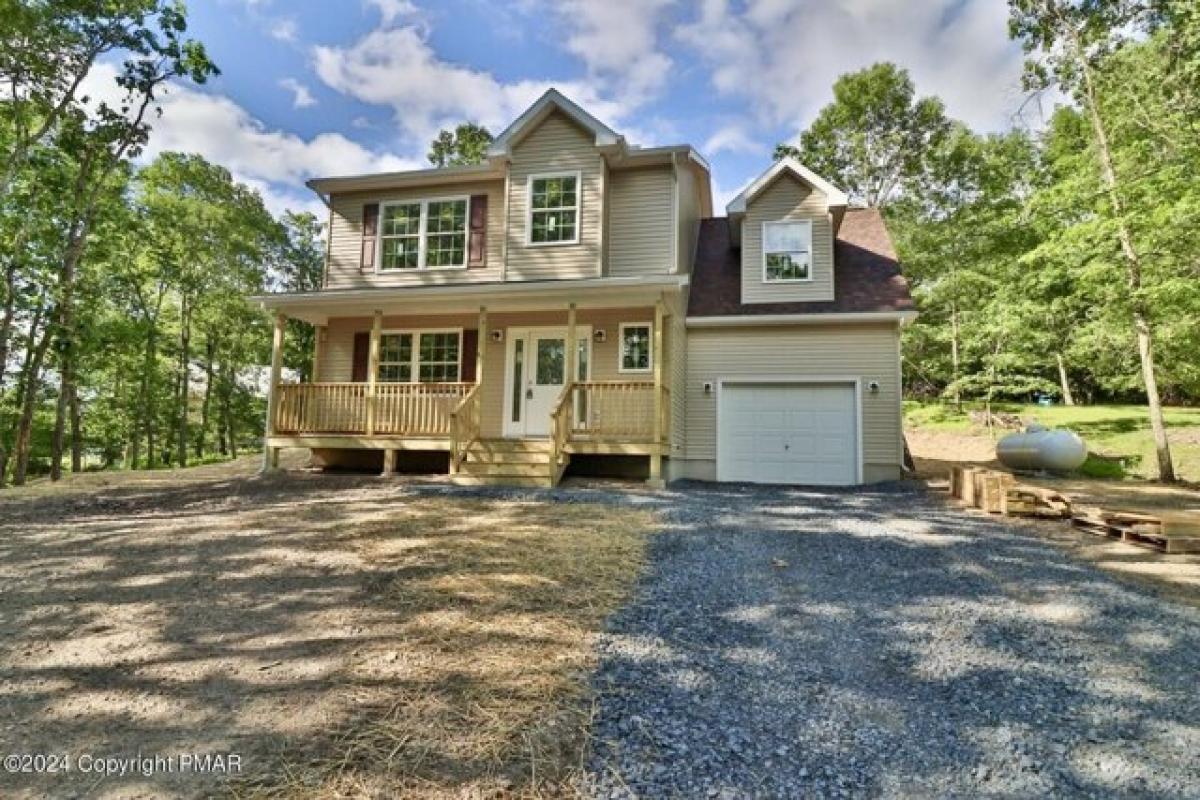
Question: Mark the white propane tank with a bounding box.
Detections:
[996,424,1088,472]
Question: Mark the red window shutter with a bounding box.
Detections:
[468,194,487,268]
[361,203,379,273]
[351,332,370,382]
[460,329,478,382]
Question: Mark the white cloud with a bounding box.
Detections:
[80,63,418,217]
[703,124,762,156]
[313,26,633,146]
[677,0,1029,134]
[365,0,419,26]
[279,77,317,109]
[270,18,299,43]
[554,0,676,102]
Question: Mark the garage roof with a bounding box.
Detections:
[687,208,916,318]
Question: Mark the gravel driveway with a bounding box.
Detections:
[579,481,1200,799]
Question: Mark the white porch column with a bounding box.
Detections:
[565,302,577,387]
[476,306,488,385]
[365,309,382,436]
[648,296,666,488]
[261,310,285,472]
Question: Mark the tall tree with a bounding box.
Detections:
[774,63,951,207]
[427,122,493,167]
[1010,0,1177,480]
[43,3,216,479]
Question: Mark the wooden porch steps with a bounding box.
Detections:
[450,438,565,488]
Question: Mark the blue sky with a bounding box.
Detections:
[97,0,1039,217]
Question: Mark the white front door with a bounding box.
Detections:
[504,326,590,437]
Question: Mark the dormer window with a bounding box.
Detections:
[528,172,580,245]
[762,219,812,282]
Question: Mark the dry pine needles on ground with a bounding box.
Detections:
[233,496,654,799]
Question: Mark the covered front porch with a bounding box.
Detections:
[256,277,681,487]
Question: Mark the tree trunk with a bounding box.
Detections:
[70,384,83,472]
[13,319,55,486]
[176,297,191,468]
[197,335,215,458]
[1055,352,1076,406]
[949,303,962,411]
[1075,43,1176,481]
[50,212,91,482]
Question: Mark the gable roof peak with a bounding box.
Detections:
[487,88,623,158]
[725,157,849,215]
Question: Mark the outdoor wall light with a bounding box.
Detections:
[703,381,713,395]
[490,329,504,342]
[868,380,880,394]
[594,329,606,343]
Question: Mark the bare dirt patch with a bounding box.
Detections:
[909,430,1200,601]
[0,457,652,799]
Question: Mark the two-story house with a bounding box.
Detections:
[254,89,915,488]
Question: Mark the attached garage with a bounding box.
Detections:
[717,381,860,486]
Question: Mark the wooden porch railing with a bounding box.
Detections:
[564,381,667,442]
[273,382,473,436]
[449,383,482,472]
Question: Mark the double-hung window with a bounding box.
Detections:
[762,219,812,282]
[528,172,579,244]
[378,198,469,271]
[619,323,652,373]
[377,330,462,383]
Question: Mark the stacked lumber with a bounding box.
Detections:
[1002,485,1072,518]
[1070,507,1200,554]
[947,466,1071,518]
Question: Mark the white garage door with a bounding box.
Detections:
[718,382,858,486]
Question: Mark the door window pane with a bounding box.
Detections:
[511,339,524,422]
[536,339,564,385]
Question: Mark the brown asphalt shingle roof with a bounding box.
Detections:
[687,207,915,317]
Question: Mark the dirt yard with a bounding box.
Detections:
[0,455,654,799]
[908,428,1200,599]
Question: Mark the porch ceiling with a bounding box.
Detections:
[250,275,687,325]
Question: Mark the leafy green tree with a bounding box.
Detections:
[427,122,493,167]
[774,63,951,207]
[275,211,325,381]
[1010,0,1187,480]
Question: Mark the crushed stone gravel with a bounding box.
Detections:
[553,480,1200,800]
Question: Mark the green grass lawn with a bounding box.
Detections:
[904,401,1200,482]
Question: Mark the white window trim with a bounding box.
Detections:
[761,219,813,283]
[617,321,653,374]
[378,327,465,383]
[526,170,582,247]
[376,195,471,273]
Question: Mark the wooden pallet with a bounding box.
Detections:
[1003,485,1071,518]
[947,466,1070,518]
[1070,508,1200,553]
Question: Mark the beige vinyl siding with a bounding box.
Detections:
[675,161,701,274]
[741,173,834,304]
[325,181,505,289]
[607,165,674,276]
[320,307,655,438]
[505,111,603,281]
[682,323,902,479]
